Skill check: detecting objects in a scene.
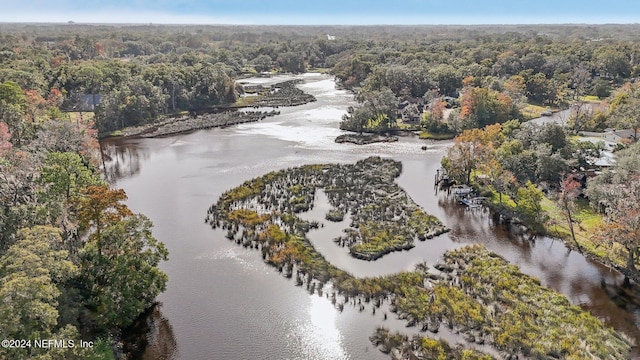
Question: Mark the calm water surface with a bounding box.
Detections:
[102,74,639,359]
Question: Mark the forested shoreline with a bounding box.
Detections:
[3,23,640,359]
[2,23,640,139]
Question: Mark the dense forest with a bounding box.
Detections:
[1,23,640,136]
[2,23,640,358]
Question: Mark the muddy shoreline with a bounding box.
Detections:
[335,133,399,145]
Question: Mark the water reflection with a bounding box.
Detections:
[297,295,349,360]
[103,73,640,359]
[122,303,177,360]
[101,138,149,183]
[143,305,178,360]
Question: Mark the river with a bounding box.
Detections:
[102,73,639,359]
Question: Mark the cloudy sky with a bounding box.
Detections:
[1,0,639,25]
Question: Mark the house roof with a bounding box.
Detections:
[592,150,616,167]
[576,136,616,150]
[612,129,635,139]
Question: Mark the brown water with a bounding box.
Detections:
[102,73,639,359]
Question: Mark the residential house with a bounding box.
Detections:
[580,128,636,143]
[75,94,102,111]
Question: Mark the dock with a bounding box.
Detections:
[452,185,473,197]
[460,197,486,208]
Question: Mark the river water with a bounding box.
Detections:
[102,73,639,359]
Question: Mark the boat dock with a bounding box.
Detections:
[459,197,486,208]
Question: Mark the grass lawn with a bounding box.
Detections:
[477,181,627,269]
[232,95,261,107]
[520,103,548,120]
[540,196,627,267]
[307,67,331,73]
[579,95,601,102]
[418,130,456,140]
[67,111,95,122]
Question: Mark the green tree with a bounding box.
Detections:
[0,81,28,145]
[341,88,398,132]
[95,76,168,132]
[0,226,77,339]
[0,151,40,251]
[515,181,546,227]
[524,72,554,104]
[429,64,461,97]
[0,226,96,359]
[595,48,631,80]
[277,52,305,73]
[534,143,570,185]
[39,152,101,237]
[608,83,640,142]
[590,78,611,98]
[252,54,273,73]
[79,214,168,330]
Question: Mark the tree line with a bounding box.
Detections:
[2,24,640,136]
[0,83,168,358]
[441,114,640,280]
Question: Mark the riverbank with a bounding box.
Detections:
[142,110,280,138]
[370,328,493,360]
[335,133,399,145]
[472,181,640,283]
[100,79,316,139]
[248,79,317,107]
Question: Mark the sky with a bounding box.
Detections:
[1,0,640,25]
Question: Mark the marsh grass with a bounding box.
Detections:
[206,158,630,359]
[418,130,456,140]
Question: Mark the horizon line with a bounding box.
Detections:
[2,21,640,26]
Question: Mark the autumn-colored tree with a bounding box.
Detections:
[557,174,582,251]
[39,152,101,236]
[0,121,11,154]
[46,88,64,108]
[76,185,133,251]
[430,99,446,121]
[23,89,46,123]
[442,124,504,184]
[459,87,515,128]
[503,75,526,101]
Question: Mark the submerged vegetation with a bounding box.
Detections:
[207,159,630,359]
[370,328,494,360]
